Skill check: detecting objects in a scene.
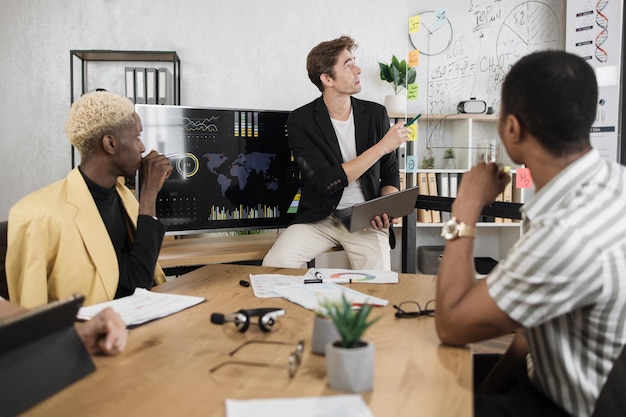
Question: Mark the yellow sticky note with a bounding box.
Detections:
[409,15,421,34]
[407,83,418,101]
[409,50,419,67]
[408,123,418,141]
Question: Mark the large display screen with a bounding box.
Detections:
[135,105,303,234]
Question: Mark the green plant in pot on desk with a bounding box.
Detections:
[319,294,381,392]
[378,55,417,115]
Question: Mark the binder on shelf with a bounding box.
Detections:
[157,67,173,105]
[145,67,157,104]
[511,174,523,222]
[124,67,135,103]
[494,191,504,223]
[449,173,459,198]
[437,173,451,222]
[397,143,406,171]
[134,67,146,104]
[416,172,432,223]
[501,179,513,223]
[426,172,441,223]
[512,173,523,203]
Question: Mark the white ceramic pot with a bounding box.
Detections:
[325,340,374,392]
[444,158,456,169]
[384,94,407,116]
[311,315,341,356]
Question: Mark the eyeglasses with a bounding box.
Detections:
[393,300,435,318]
[209,338,304,378]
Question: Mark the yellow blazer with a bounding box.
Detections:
[6,168,166,308]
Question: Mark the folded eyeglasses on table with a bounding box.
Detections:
[209,338,305,378]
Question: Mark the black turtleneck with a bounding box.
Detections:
[79,168,165,298]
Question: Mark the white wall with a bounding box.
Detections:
[0,0,408,220]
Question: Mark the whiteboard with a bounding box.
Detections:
[407,0,566,115]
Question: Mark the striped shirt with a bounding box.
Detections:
[487,149,626,417]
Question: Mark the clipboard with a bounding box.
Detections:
[0,294,95,417]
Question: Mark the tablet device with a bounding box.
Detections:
[0,294,95,417]
[334,186,420,232]
[0,294,85,354]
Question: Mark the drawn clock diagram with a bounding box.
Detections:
[409,10,453,56]
[496,1,562,74]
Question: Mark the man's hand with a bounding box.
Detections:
[378,122,411,155]
[369,213,399,230]
[75,307,128,356]
[368,186,400,230]
[138,151,173,216]
[453,162,511,222]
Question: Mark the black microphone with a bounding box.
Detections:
[210,312,226,325]
[211,311,245,325]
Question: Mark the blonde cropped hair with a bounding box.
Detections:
[65,90,136,159]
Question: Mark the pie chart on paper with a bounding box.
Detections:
[329,272,376,282]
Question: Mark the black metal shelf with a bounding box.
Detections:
[69,50,181,168]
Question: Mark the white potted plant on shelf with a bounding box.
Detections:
[320,294,381,392]
[378,55,417,116]
[443,148,456,169]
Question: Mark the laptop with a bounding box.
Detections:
[334,186,420,232]
[0,294,95,417]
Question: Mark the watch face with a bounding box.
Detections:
[441,218,458,240]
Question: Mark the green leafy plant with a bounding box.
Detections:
[444,148,456,159]
[421,156,435,169]
[319,294,381,348]
[378,55,417,95]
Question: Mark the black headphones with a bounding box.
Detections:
[210,308,285,333]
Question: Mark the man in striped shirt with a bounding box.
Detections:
[435,50,626,417]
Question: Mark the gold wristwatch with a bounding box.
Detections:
[441,217,476,240]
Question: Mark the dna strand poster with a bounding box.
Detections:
[566,0,624,163]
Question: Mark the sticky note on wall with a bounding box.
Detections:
[407,83,418,101]
[515,167,533,188]
[409,15,420,34]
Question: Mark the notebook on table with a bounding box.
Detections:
[334,186,420,232]
[0,294,95,417]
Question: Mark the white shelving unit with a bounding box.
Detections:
[390,113,532,273]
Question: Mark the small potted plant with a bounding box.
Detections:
[319,294,381,392]
[311,310,340,356]
[421,155,435,169]
[378,55,417,115]
[443,148,456,169]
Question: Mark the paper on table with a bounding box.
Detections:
[305,268,399,284]
[272,282,388,311]
[77,288,206,327]
[248,273,306,298]
[226,395,374,417]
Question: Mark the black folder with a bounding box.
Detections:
[0,294,95,417]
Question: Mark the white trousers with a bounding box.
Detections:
[262,215,391,270]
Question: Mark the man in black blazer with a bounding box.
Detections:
[263,36,410,270]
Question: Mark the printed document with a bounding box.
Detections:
[77,288,206,327]
[226,395,374,417]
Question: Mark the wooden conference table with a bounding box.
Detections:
[23,264,472,417]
